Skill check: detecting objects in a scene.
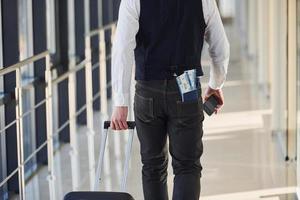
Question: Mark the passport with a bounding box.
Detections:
[176,69,199,102]
[182,89,199,102]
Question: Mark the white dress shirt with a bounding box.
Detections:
[112,0,230,107]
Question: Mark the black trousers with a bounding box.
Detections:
[133,78,204,200]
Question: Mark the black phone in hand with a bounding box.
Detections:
[203,95,219,116]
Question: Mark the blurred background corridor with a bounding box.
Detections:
[0,0,299,199]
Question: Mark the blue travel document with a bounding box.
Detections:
[176,69,199,102]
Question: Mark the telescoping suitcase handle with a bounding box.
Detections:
[94,121,136,192]
[103,121,136,130]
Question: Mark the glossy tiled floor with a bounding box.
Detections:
[22,23,297,200]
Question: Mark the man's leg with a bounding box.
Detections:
[167,84,204,200]
[134,81,169,200]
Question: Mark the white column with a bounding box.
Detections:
[268,0,275,90]
[287,0,297,160]
[45,1,56,199]
[15,67,25,200]
[46,0,56,54]
[67,0,81,190]
[247,0,257,59]
[271,0,288,157]
[98,0,108,117]
[84,0,96,189]
[257,0,270,94]
[45,54,56,200]
[99,30,108,116]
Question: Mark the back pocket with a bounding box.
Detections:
[134,93,154,122]
[176,94,204,118]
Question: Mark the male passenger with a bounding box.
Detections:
[110,0,230,199]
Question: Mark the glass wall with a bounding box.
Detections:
[0,0,120,198]
[0,0,6,199]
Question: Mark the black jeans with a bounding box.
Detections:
[133,78,204,200]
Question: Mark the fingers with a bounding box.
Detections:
[214,104,222,114]
[111,119,120,130]
[110,116,127,130]
[110,106,129,130]
[121,120,129,129]
[117,119,126,130]
[214,95,224,109]
[111,119,127,130]
[204,95,210,102]
[216,93,224,106]
[110,121,115,130]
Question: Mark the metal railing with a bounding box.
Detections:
[0,21,117,200]
[0,51,51,200]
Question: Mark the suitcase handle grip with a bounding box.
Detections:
[104,121,136,130]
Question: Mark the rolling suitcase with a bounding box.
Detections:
[64,121,136,200]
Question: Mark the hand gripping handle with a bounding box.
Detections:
[104,121,136,130]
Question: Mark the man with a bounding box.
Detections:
[110,0,229,199]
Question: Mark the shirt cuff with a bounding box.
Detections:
[208,78,225,90]
[208,69,227,90]
[113,92,131,107]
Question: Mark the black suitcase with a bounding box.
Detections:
[64,192,134,200]
[64,121,136,200]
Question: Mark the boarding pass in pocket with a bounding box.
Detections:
[176,69,199,102]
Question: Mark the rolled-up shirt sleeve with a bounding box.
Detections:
[112,0,140,106]
[203,0,230,90]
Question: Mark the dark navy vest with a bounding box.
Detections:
[134,0,207,80]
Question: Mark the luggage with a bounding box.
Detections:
[64,121,136,200]
[64,192,134,200]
